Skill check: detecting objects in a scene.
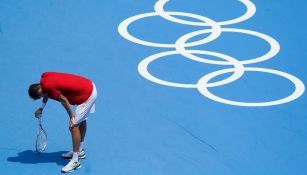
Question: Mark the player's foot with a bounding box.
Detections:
[61,149,86,159]
[61,159,81,173]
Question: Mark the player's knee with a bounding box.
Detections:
[69,124,80,131]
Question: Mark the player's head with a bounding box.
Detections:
[28,83,43,100]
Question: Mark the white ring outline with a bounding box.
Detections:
[175,28,280,65]
[118,12,222,48]
[138,50,244,88]
[118,1,305,106]
[197,67,305,106]
[154,0,256,26]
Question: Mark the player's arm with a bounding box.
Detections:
[35,94,49,118]
[58,94,75,128]
[42,94,49,104]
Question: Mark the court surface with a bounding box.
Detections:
[1,0,307,174]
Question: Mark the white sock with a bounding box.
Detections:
[72,152,79,162]
[79,142,84,151]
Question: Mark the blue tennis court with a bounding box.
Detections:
[1,0,307,174]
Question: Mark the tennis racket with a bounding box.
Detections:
[36,117,47,153]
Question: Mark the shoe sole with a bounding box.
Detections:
[61,164,82,173]
[61,155,86,159]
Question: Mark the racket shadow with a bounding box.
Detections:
[7,150,67,166]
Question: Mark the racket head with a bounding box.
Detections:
[36,118,47,153]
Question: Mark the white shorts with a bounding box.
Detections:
[74,82,97,125]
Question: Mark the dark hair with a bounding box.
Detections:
[28,83,41,100]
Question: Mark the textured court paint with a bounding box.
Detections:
[0,0,307,174]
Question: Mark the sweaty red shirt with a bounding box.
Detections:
[40,72,93,105]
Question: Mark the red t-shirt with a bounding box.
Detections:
[40,72,93,105]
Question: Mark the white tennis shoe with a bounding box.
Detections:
[61,149,86,159]
[61,159,81,173]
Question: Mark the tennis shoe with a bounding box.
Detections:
[61,149,86,159]
[61,159,81,173]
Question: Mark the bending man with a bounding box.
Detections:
[28,72,97,173]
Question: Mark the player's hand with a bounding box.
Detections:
[35,107,43,118]
[69,117,75,128]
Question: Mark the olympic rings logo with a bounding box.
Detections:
[118,0,305,107]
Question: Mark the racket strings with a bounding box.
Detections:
[36,129,47,153]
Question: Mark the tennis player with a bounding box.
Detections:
[28,72,97,173]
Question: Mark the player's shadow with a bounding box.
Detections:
[7,150,67,166]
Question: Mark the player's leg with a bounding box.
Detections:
[70,125,81,153]
[61,115,88,160]
[61,122,86,159]
[61,125,82,173]
[61,108,93,160]
[79,120,87,151]
[80,120,86,141]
